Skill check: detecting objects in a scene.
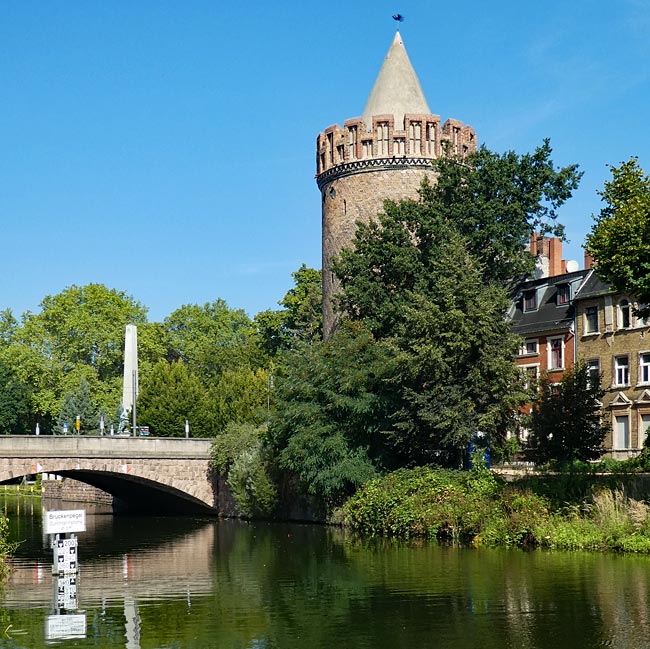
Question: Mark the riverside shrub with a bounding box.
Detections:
[344,467,650,554]
[343,466,550,545]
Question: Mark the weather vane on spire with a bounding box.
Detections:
[392,13,404,23]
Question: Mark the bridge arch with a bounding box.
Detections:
[0,437,220,515]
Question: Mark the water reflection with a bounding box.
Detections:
[1,496,650,648]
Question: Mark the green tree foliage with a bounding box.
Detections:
[528,363,607,468]
[0,309,17,347]
[210,422,277,517]
[333,217,525,465]
[269,323,395,506]
[207,367,269,433]
[0,360,30,434]
[255,265,322,356]
[586,158,650,317]
[423,140,582,285]
[0,284,166,428]
[137,360,211,437]
[381,232,524,465]
[56,377,100,435]
[165,299,258,383]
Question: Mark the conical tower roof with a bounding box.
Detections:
[361,31,431,131]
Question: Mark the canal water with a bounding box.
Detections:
[2,495,650,648]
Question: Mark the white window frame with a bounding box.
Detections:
[519,339,539,356]
[520,363,540,390]
[547,337,564,371]
[586,358,600,388]
[639,352,650,385]
[614,355,630,387]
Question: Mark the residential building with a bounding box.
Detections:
[573,271,650,458]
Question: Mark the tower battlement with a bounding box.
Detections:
[316,114,476,180]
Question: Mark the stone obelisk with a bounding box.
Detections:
[122,324,138,423]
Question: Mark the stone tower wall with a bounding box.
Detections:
[317,115,476,338]
[320,164,438,338]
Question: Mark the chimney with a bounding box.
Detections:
[584,249,594,269]
[548,237,562,277]
[530,234,564,278]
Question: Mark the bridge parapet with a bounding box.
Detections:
[0,436,212,459]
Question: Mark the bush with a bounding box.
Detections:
[343,467,650,554]
[210,422,277,518]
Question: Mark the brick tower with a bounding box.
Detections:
[316,31,477,338]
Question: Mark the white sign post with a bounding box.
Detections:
[45,510,86,535]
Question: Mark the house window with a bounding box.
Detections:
[585,306,598,334]
[619,299,631,329]
[548,338,564,370]
[614,356,630,386]
[640,353,650,384]
[557,284,571,305]
[525,339,538,355]
[641,413,650,448]
[522,365,539,389]
[614,414,630,449]
[586,359,600,387]
[524,290,537,312]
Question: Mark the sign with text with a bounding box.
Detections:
[45,614,86,640]
[44,510,86,535]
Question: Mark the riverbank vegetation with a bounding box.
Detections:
[343,465,650,553]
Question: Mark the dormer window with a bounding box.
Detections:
[523,289,537,312]
[557,284,571,306]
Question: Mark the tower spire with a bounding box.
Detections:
[361,31,430,131]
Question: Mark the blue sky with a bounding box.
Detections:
[2,1,649,322]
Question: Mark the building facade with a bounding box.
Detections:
[574,272,650,458]
[316,31,476,338]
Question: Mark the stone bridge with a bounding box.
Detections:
[0,436,226,515]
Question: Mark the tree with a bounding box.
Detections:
[255,265,322,356]
[332,210,527,465]
[0,284,166,429]
[379,232,525,466]
[423,140,581,285]
[528,363,607,468]
[56,377,100,435]
[206,367,270,433]
[165,299,258,384]
[0,361,30,435]
[210,422,277,517]
[269,322,396,506]
[137,360,211,437]
[586,158,650,317]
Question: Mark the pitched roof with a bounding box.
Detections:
[361,31,431,132]
[510,269,589,336]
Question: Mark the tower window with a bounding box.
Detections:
[376,122,389,156]
[348,126,358,160]
[426,124,436,155]
[409,122,422,155]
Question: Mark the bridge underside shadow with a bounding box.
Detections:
[52,470,217,516]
